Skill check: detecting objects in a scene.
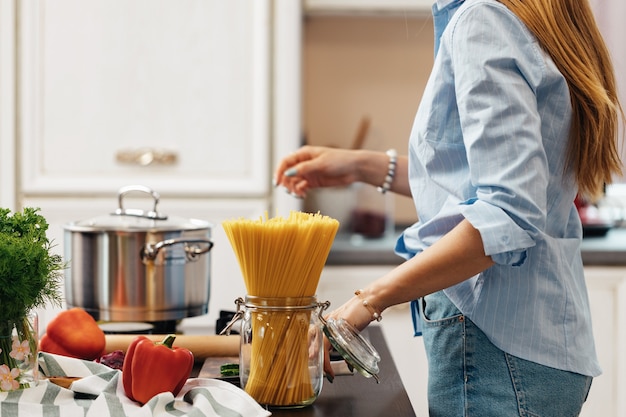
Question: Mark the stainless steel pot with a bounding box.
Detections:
[63,185,214,322]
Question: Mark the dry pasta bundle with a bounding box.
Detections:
[222,211,339,406]
[222,211,339,297]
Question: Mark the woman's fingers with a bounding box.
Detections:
[323,336,335,382]
[273,148,314,188]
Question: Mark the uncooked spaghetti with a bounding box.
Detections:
[222,211,339,406]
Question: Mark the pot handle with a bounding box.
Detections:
[113,185,168,220]
[143,237,214,262]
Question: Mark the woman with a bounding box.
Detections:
[274,0,623,416]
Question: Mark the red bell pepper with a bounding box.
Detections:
[122,334,194,404]
[39,308,106,360]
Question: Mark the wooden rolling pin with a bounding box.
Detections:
[105,334,240,361]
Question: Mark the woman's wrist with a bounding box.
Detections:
[342,288,385,330]
[332,294,379,331]
[377,149,397,194]
[354,289,383,322]
[354,150,396,188]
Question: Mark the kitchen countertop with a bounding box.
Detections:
[580,227,626,265]
[327,226,626,266]
[263,326,416,417]
[196,326,416,417]
[326,229,403,265]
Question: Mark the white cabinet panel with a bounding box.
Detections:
[580,267,626,417]
[19,0,270,196]
[0,0,16,209]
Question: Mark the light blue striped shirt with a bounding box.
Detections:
[396,0,601,376]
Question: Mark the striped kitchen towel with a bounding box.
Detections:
[0,352,271,417]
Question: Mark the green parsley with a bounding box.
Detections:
[0,207,64,323]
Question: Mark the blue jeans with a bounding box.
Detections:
[419,291,592,417]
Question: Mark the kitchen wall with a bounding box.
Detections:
[591,0,626,192]
[302,15,433,226]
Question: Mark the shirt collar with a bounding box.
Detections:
[435,0,462,10]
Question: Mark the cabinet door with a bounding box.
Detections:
[581,267,626,417]
[19,0,270,197]
[0,0,16,209]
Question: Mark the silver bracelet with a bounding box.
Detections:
[377,149,397,194]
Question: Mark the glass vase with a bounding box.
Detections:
[0,311,39,391]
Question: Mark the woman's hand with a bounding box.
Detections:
[273,146,364,197]
[322,293,378,380]
[274,145,412,198]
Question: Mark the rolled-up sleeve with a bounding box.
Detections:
[460,199,533,265]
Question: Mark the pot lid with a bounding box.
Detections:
[323,317,381,382]
[64,185,212,232]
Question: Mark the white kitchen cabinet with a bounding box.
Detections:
[1,0,304,332]
[0,0,17,209]
[580,267,626,417]
[18,0,270,197]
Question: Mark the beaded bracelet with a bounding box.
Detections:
[377,149,397,194]
[354,289,382,322]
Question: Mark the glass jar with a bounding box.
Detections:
[350,183,394,238]
[0,310,39,391]
[239,296,324,408]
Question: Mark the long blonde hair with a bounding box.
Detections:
[498,0,623,201]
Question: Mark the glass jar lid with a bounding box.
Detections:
[323,317,381,382]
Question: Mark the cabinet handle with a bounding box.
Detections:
[115,148,178,166]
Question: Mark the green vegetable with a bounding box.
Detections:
[220,363,239,377]
[0,207,64,323]
[0,207,64,390]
